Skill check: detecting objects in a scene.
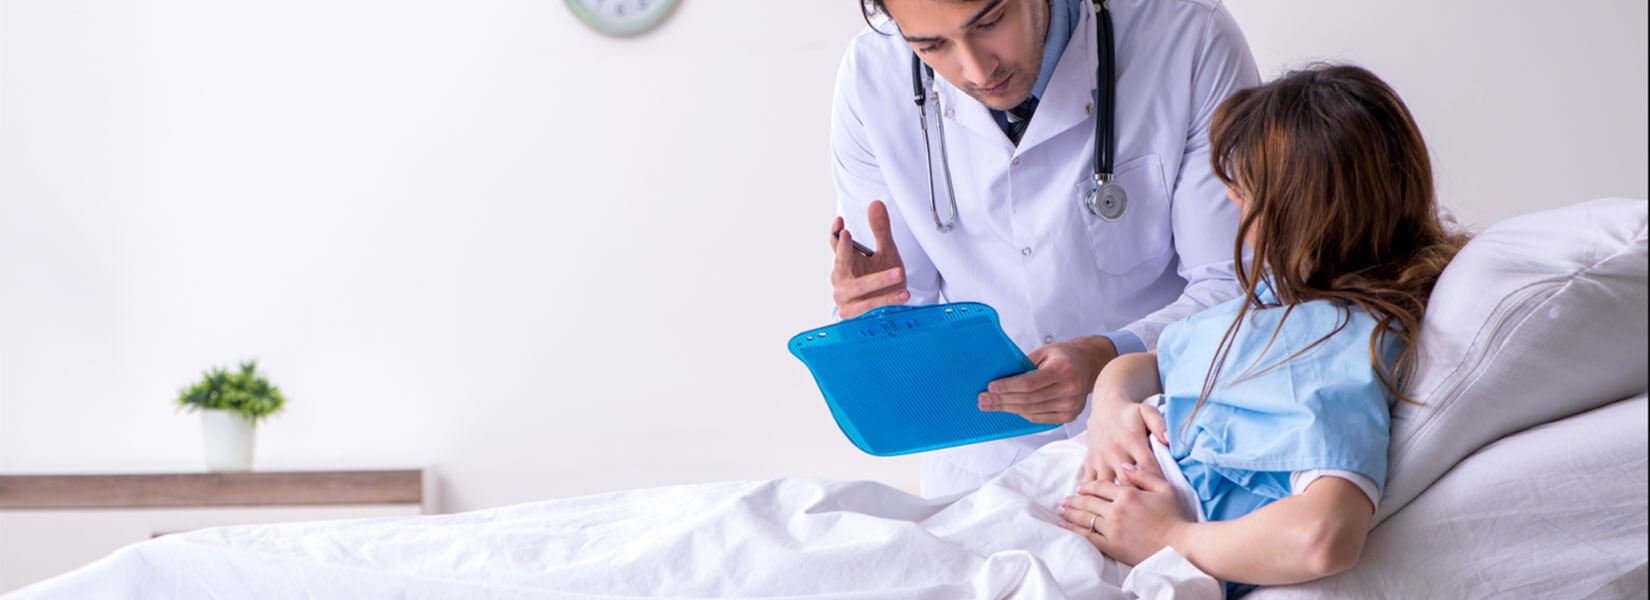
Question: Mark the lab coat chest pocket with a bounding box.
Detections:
[1074,153,1172,275]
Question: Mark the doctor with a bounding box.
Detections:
[828,0,1259,497]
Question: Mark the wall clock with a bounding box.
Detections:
[565,0,679,37]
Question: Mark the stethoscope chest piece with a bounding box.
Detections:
[1086,181,1127,221]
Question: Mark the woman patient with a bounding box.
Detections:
[1057,64,1466,592]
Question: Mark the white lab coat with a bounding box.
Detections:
[830,0,1259,497]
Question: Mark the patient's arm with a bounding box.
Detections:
[1171,476,1375,585]
[1090,351,1163,408]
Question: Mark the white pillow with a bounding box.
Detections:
[1377,197,1649,524]
[1252,395,1649,599]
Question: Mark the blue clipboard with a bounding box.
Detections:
[787,302,1059,456]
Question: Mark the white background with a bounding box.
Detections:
[2,0,1645,513]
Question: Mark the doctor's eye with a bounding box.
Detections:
[975,14,1003,30]
[917,40,947,54]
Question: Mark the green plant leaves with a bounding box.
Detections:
[176,359,287,425]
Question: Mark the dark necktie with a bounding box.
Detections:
[1003,95,1040,145]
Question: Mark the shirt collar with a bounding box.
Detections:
[1031,0,1082,100]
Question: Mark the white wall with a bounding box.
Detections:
[2,0,1645,514]
[1226,0,1650,228]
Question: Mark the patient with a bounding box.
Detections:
[1058,64,1467,593]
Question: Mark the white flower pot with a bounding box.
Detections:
[200,410,256,472]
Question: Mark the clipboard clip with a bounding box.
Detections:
[862,304,922,338]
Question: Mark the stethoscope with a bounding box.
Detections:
[911,0,1123,232]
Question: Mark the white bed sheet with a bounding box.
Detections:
[16,396,1644,599]
[6,439,1218,600]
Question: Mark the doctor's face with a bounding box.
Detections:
[885,0,1049,111]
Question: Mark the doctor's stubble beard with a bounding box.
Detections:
[955,0,1051,111]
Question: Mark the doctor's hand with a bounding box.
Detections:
[978,337,1118,425]
[830,200,909,319]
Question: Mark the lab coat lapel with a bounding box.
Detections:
[936,79,1016,152]
[1014,2,1096,154]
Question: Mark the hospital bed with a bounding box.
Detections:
[7,198,1647,599]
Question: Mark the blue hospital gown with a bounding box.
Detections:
[1156,284,1400,524]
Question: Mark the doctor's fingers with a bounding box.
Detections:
[837,288,910,319]
[985,364,1066,397]
[865,200,901,255]
[831,268,904,304]
[999,394,1083,417]
[830,228,862,276]
[1020,409,1082,425]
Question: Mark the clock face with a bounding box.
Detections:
[565,0,679,37]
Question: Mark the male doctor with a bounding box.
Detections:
[828,0,1259,496]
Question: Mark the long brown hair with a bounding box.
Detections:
[1193,64,1468,419]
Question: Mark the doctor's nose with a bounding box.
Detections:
[954,44,996,88]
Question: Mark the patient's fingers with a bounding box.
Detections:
[1140,404,1169,445]
[1122,435,1161,479]
[1119,464,1172,494]
[1058,493,1112,534]
[1056,502,1107,545]
[1080,479,1127,501]
[1103,441,1134,477]
[1105,433,1161,481]
[1091,458,1114,488]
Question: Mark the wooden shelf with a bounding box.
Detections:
[0,470,422,509]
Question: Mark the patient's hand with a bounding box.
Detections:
[1059,465,1189,566]
[1080,401,1168,486]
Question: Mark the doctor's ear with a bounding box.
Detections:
[1224,186,1246,209]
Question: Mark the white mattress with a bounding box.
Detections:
[10,396,1646,599]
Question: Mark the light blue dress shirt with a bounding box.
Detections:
[1156,282,1398,523]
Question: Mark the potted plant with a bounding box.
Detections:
[176,360,287,472]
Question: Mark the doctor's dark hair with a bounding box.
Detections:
[1190,64,1469,422]
[861,1,891,30]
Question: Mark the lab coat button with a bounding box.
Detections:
[1011,157,1021,166]
[1043,335,1055,344]
[1021,247,1033,257]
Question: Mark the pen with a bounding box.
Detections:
[832,229,877,258]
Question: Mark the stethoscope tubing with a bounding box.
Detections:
[908,0,1117,231]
